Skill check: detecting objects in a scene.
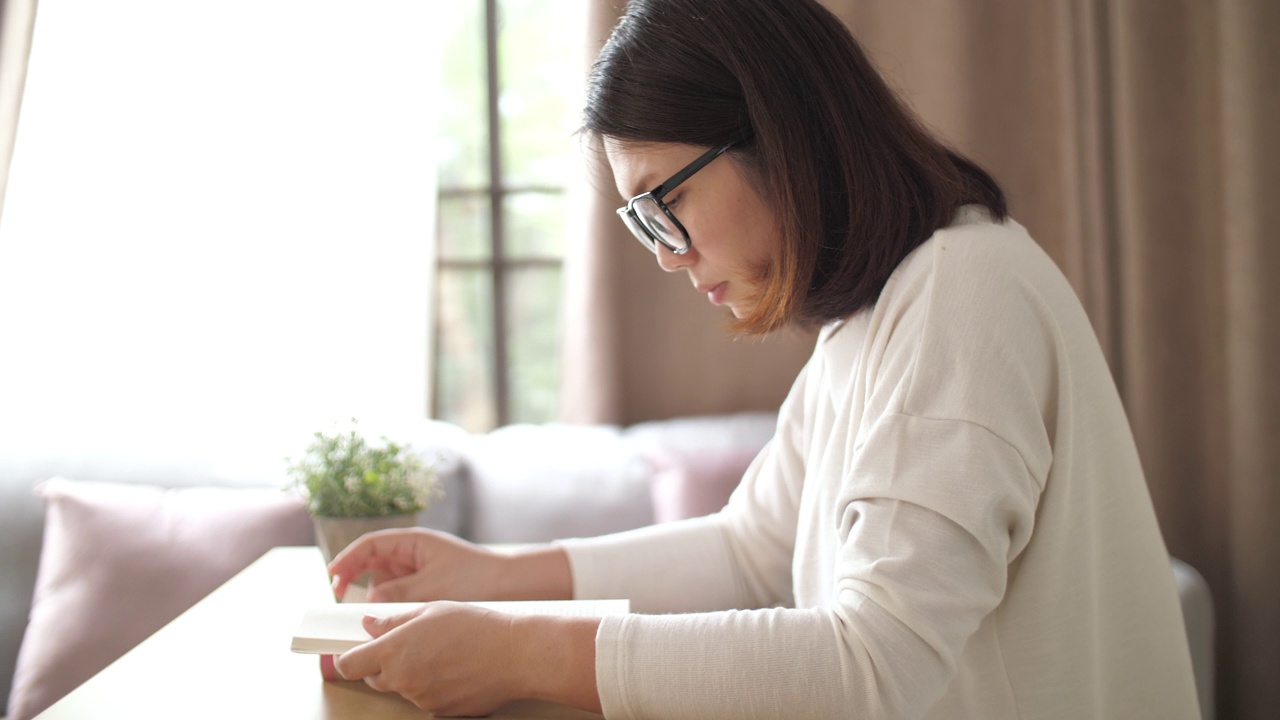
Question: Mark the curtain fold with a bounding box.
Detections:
[1214,0,1280,712]
[1102,2,1279,717]
[0,0,37,219]
[563,1,1279,718]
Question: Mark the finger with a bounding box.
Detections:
[363,673,389,693]
[366,574,427,603]
[326,536,382,584]
[331,574,350,602]
[362,611,416,639]
[327,530,422,587]
[333,644,379,682]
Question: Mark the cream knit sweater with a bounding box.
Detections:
[561,208,1200,720]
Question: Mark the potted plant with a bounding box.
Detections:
[287,421,442,563]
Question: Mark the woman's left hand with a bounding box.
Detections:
[333,601,522,717]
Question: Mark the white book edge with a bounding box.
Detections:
[291,599,631,655]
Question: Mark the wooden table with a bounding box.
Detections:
[36,546,604,719]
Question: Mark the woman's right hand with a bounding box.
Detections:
[326,528,507,603]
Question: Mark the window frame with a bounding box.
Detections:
[432,0,567,429]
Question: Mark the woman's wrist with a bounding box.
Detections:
[493,545,575,600]
[508,614,603,713]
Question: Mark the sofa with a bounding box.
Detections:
[0,412,779,719]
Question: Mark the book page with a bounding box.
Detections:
[291,599,630,655]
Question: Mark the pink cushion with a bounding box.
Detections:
[624,412,777,524]
[647,448,762,523]
[7,478,313,720]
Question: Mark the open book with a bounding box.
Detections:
[291,599,631,655]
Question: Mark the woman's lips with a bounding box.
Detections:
[706,282,727,306]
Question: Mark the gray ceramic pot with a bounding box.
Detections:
[311,513,418,564]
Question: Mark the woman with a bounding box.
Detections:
[328,1,1201,717]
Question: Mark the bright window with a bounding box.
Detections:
[433,0,586,432]
[0,1,441,448]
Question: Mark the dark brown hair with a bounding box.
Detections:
[584,0,1007,335]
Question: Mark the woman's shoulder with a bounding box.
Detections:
[820,206,1079,359]
[910,206,1047,274]
[882,207,1073,317]
[842,209,1082,458]
[839,207,1087,391]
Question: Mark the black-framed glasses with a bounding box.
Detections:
[616,141,735,255]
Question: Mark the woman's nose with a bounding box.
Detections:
[655,243,695,272]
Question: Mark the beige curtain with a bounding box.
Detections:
[563,1,1279,719]
[0,0,37,219]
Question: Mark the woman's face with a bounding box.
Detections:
[605,140,780,319]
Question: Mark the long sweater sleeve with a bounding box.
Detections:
[559,364,811,615]
[574,415,1029,720]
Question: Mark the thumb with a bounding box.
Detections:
[362,610,415,639]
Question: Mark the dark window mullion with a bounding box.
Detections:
[485,0,510,427]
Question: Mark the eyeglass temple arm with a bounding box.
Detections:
[652,141,736,198]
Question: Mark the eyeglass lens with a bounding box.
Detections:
[619,211,656,250]
[632,196,688,252]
